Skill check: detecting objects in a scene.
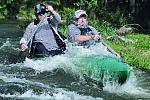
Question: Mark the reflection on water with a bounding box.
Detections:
[0,20,150,100]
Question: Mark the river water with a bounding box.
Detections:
[0,20,150,100]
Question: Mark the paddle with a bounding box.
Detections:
[96,38,121,58]
[17,49,29,63]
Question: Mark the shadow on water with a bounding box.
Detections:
[0,20,27,64]
[0,43,26,64]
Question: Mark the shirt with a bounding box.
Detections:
[68,23,99,46]
[20,11,61,51]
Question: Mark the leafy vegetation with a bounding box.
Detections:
[105,34,150,69]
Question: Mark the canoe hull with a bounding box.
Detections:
[71,55,131,85]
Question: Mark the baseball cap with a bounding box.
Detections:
[75,10,87,19]
[35,4,47,15]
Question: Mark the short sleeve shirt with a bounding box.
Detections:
[68,24,99,46]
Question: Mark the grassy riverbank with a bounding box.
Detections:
[105,34,150,70]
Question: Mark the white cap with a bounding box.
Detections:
[75,10,87,18]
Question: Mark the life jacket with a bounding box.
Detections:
[78,27,94,46]
[79,27,93,35]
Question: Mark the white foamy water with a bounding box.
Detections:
[67,42,114,57]
[0,38,11,49]
[23,55,76,73]
[0,72,103,100]
[0,38,20,51]
[0,70,103,100]
[23,43,115,75]
[0,72,49,88]
[23,44,150,93]
[1,43,150,99]
[103,71,150,99]
[0,89,103,100]
[22,52,150,99]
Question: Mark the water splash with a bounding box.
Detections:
[103,70,150,99]
[0,71,103,100]
[0,89,103,100]
[0,38,11,49]
[1,41,149,99]
[21,44,129,87]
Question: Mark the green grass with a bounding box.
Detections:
[104,34,150,70]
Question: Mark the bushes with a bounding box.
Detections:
[89,20,117,36]
[0,0,128,27]
[75,0,128,27]
[60,8,75,25]
[105,34,150,69]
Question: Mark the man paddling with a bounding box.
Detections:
[20,3,66,57]
[68,10,120,57]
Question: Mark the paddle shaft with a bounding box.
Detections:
[97,39,121,58]
[27,14,48,54]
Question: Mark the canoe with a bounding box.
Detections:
[16,41,131,85]
[72,55,131,85]
[68,42,131,85]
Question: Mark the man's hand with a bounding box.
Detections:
[93,35,101,41]
[21,43,28,51]
[46,5,54,13]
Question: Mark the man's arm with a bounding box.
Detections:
[68,24,101,43]
[20,22,34,51]
[46,5,61,26]
[74,35,96,43]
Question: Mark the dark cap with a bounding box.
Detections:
[35,4,47,15]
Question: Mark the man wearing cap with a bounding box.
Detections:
[68,10,101,46]
[20,3,66,57]
[68,10,120,57]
